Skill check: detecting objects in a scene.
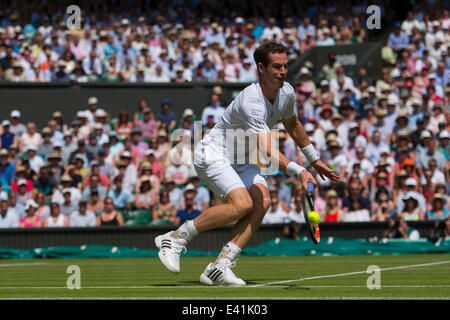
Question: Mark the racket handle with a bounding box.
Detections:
[307,181,314,196]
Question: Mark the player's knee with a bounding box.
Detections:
[233,196,254,219]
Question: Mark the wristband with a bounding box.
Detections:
[286,162,305,179]
[302,144,320,163]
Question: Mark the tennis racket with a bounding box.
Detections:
[301,181,320,244]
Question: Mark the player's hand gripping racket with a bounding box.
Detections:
[301,181,320,244]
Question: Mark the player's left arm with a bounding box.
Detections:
[282,115,339,182]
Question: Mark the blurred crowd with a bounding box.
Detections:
[0,0,376,83]
[0,1,448,241]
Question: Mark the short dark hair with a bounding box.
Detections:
[253,41,287,69]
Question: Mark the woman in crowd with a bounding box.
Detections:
[399,193,424,221]
[371,187,395,221]
[426,194,449,221]
[34,191,50,220]
[97,197,125,226]
[114,109,133,140]
[152,190,177,223]
[135,176,157,210]
[19,199,42,228]
[321,189,344,222]
[44,202,69,227]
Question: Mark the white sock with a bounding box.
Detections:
[172,220,198,242]
[216,241,241,263]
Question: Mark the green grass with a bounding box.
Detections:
[0,254,449,299]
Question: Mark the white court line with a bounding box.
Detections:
[1,297,449,300]
[0,284,449,290]
[0,262,47,268]
[249,260,450,288]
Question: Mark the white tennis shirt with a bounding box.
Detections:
[195,81,296,165]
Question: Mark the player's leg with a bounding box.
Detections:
[155,162,254,274]
[199,183,271,287]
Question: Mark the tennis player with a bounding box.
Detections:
[156,41,339,286]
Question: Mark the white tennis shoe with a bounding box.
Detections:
[200,258,246,286]
[155,231,187,274]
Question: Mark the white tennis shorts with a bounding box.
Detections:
[194,162,268,202]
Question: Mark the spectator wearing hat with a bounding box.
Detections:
[69,199,96,227]
[430,103,446,135]
[37,127,53,156]
[10,164,33,193]
[426,193,449,221]
[19,199,41,228]
[269,171,293,209]
[416,131,447,172]
[95,149,115,179]
[0,194,19,228]
[156,98,177,131]
[316,79,335,106]
[95,109,111,134]
[317,104,334,132]
[46,152,64,185]
[0,120,17,151]
[7,192,24,219]
[135,107,158,140]
[437,130,449,160]
[396,177,427,214]
[51,174,82,206]
[238,58,257,82]
[24,144,45,174]
[201,93,225,126]
[321,189,344,222]
[143,148,164,181]
[8,110,26,139]
[326,140,347,184]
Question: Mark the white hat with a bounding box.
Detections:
[76,110,87,118]
[405,178,417,186]
[304,123,315,132]
[145,149,155,156]
[0,191,7,202]
[2,120,10,127]
[420,130,432,139]
[349,122,359,129]
[25,145,37,152]
[182,108,194,118]
[121,18,130,25]
[52,141,63,148]
[121,151,131,158]
[88,97,98,105]
[439,130,449,139]
[25,199,38,210]
[320,79,329,86]
[235,17,244,24]
[387,97,398,105]
[432,20,440,27]
[184,183,196,192]
[18,179,27,186]
[10,110,21,118]
[95,108,107,117]
[300,67,309,75]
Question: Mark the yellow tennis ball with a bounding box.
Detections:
[308,211,320,225]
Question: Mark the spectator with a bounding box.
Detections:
[397,177,427,214]
[288,191,306,224]
[135,108,158,140]
[97,197,125,226]
[0,193,19,228]
[398,192,425,221]
[8,110,26,139]
[322,189,344,222]
[0,149,15,191]
[51,174,82,205]
[135,176,157,210]
[153,190,177,224]
[19,199,41,228]
[163,177,184,210]
[262,187,290,224]
[69,199,97,227]
[44,202,69,227]
[426,193,449,221]
[34,192,50,220]
[383,217,420,240]
[156,98,177,131]
[107,175,134,211]
[60,188,79,217]
[87,189,103,216]
[371,187,395,221]
[68,140,95,166]
[0,120,17,150]
[201,94,225,126]
[175,186,202,226]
